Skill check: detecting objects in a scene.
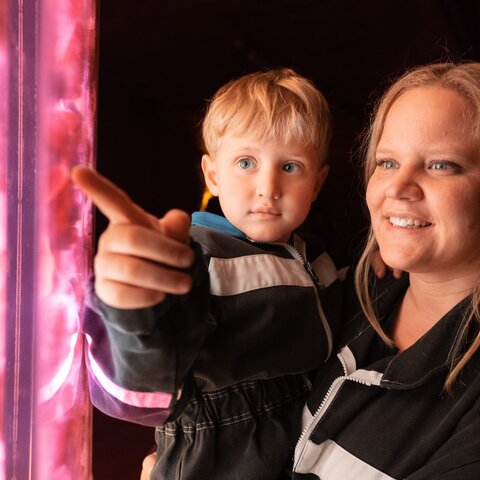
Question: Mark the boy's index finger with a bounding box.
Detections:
[71,166,154,228]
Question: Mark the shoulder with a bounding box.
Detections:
[190,225,257,259]
[296,231,327,260]
[338,272,409,342]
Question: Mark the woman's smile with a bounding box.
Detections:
[388,216,431,228]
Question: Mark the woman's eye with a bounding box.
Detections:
[282,162,299,173]
[375,159,398,170]
[428,160,461,173]
[238,158,253,169]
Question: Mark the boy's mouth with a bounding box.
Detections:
[250,208,281,216]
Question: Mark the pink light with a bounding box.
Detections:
[1,0,96,477]
[36,0,97,478]
[0,0,7,476]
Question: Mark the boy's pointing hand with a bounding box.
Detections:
[71,166,194,309]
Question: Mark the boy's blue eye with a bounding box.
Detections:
[282,162,299,173]
[238,158,253,169]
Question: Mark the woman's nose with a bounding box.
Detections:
[385,170,423,201]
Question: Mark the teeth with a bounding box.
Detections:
[389,216,431,229]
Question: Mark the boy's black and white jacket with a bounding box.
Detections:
[85,212,343,480]
[293,274,480,480]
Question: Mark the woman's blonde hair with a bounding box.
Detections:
[201,68,331,164]
[355,62,480,392]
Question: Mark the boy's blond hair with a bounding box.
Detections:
[201,68,331,164]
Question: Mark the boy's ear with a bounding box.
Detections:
[201,154,219,196]
[313,164,329,200]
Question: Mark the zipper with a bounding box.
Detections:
[302,258,321,285]
[250,237,333,357]
[293,351,349,469]
[293,349,381,473]
[293,376,345,471]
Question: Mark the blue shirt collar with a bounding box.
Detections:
[191,212,247,239]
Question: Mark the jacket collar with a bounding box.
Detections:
[191,212,247,238]
[191,211,301,248]
[380,295,471,389]
[346,273,472,389]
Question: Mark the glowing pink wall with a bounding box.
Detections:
[0,2,7,477]
[2,0,96,478]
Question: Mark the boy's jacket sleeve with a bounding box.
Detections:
[82,242,213,427]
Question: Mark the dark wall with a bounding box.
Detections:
[93,1,480,478]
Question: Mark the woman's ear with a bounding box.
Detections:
[313,164,329,200]
[201,154,219,196]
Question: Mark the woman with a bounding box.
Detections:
[292,62,480,479]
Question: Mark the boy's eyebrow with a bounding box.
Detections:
[228,149,311,159]
[228,146,262,155]
[283,151,310,158]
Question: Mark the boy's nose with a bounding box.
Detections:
[256,172,280,200]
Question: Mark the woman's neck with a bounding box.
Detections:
[392,272,476,351]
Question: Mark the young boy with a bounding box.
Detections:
[76,68,342,479]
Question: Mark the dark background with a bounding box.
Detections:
[93,1,480,478]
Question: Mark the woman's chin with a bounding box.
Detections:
[378,250,417,275]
